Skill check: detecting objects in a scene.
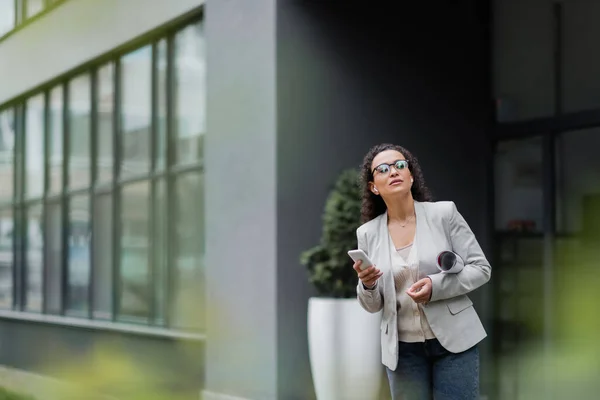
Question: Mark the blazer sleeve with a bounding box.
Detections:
[428,202,491,302]
[355,227,383,313]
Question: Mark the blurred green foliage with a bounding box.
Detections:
[300,169,362,298]
[0,387,35,400]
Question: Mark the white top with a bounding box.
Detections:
[389,233,435,342]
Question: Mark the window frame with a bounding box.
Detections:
[0,10,205,338]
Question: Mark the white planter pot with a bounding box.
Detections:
[308,297,382,400]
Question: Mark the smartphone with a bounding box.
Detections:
[347,249,374,271]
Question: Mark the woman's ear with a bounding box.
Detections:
[370,182,379,195]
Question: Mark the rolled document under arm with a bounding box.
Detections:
[436,251,465,274]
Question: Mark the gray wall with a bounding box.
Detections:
[276,1,492,399]
[204,0,278,399]
[0,319,204,399]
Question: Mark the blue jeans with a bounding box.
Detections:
[386,339,479,400]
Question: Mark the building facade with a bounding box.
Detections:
[1,0,599,399]
[0,0,206,398]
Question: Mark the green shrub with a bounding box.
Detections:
[300,168,363,298]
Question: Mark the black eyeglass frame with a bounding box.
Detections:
[371,159,409,176]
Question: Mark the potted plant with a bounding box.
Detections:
[300,168,382,400]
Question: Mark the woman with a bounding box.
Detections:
[353,143,491,400]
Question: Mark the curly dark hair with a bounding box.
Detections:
[360,143,433,222]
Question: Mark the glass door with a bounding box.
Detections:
[493,137,545,400]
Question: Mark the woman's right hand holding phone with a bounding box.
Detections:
[353,260,383,289]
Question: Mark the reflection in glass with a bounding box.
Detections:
[172,172,204,329]
[93,194,113,319]
[120,181,150,321]
[97,63,114,184]
[48,87,63,195]
[0,208,13,309]
[121,47,151,177]
[67,195,90,313]
[26,0,44,18]
[25,95,45,199]
[174,21,205,165]
[69,74,91,189]
[0,109,15,203]
[494,137,543,232]
[25,203,43,312]
[156,39,167,170]
[45,201,62,314]
[0,0,16,36]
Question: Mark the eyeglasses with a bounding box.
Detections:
[372,160,409,176]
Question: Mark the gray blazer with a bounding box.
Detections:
[356,200,491,371]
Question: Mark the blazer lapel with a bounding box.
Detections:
[376,211,391,273]
[414,200,442,276]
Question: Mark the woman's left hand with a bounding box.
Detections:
[406,277,432,304]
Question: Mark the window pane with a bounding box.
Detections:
[156,39,167,171]
[45,201,62,314]
[556,128,600,236]
[0,0,15,36]
[120,181,150,321]
[0,109,15,203]
[69,74,91,190]
[93,193,112,319]
[48,87,63,195]
[172,171,204,329]
[0,208,13,309]
[563,1,600,113]
[494,137,543,233]
[174,21,205,165]
[97,63,114,184]
[25,94,45,199]
[153,179,167,324]
[493,1,554,122]
[67,195,90,313]
[121,47,151,177]
[26,0,44,18]
[25,203,43,312]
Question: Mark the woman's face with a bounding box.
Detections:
[369,150,413,198]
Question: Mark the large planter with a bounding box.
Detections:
[308,297,382,400]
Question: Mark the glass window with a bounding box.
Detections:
[119,181,150,321]
[26,0,44,18]
[92,193,112,319]
[67,195,90,313]
[153,179,167,323]
[48,86,63,195]
[563,1,600,113]
[0,0,16,36]
[156,39,167,171]
[494,137,543,233]
[556,128,600,236]
[25,94,45,199]
[0,208,13,309]
[174,22,205,165]
[171,172,204,329]
[0,109,15,204]
[493,1,554,122]
[121,47,151,177]
[45,201,62,314]
[97,63,114,184]
[25,203,43,312]
[68,74,91,190]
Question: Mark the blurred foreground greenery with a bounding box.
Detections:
[502,233,600,399]
[0,387,35,400]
